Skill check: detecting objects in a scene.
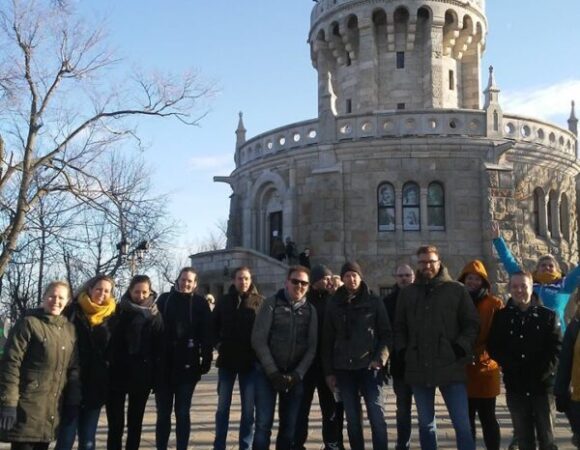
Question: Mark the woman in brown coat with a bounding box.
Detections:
[458,260,503,450]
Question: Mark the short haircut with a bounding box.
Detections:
[43,281,71,301]
[232,266,252,279]
[178,267,197,279]
[509,271,533,284]
[416,245,439,257]
[128,275,152,291]
[394,263,414,275]
[287,265,310,280]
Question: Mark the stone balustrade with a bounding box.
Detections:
[236,110,577,167]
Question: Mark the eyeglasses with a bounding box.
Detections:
[290,278,309,287]
[418,260,439,266]
[396,273,413,278]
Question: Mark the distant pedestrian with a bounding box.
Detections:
[285,237,298,264]
[488,271,562,450]
[0,281,79,450]
[251,266,317,450]
[298,248,311,269]
[213,267,264,450]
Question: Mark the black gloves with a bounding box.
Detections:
[451,343,466,359]
[555,394,570,413]
[0,406,16,431]
[268,371,289,392]
[200,358,212,375]
[286,371,301,390]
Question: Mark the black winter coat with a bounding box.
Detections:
[488,299,562,395]
[322,281,392,375]
[66,301,118,409]
[213,284,263,372]
[306,287,331,371]
[109,294,164,393]
[554,317,580,399]
[383,285,404,378]
[156,289,213,386]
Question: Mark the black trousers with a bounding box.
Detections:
[294,365,344,449]
[11,443,49,450]
[105,388,151,450]
[468,397,501,450]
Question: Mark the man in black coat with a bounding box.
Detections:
[212,266,264,450]
[155,267,213,450]
[382,263,415,450]
[294,265,344,450]
[488,271,562,450]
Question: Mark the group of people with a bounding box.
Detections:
[0,225,580,450]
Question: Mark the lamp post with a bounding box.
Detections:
[116,239,150,277]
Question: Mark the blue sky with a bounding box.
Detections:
[78,1,580,256]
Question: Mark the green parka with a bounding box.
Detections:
[394,266,480,387]
[0,309,80,443]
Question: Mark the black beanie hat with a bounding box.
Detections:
[340,261,363,279]
[310,264,332,285]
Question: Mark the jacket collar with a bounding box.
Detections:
[415,264,453,286]
[333,280,371,305]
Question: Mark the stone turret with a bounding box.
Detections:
[309,0,487,118]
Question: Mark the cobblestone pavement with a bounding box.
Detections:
[2,367,575,449]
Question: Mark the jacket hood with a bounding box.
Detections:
[458,259,490,289]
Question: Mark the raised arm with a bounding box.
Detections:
[491,223,522,275]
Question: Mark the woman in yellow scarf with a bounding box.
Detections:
[55,274,118,450]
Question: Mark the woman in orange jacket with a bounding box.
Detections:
[458,260,503,450]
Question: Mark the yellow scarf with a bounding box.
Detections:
[533,271,562,285]
[78,292,116,327]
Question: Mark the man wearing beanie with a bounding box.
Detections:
[395,245,479,450]
[322,261,391,450]
[294,265,344,450]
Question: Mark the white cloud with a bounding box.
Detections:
[502,79,580,123]
[188,154,234,173]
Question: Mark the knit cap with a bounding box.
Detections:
[340,261,363,279]
[310,264,332,284]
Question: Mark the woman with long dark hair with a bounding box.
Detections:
[106,275,163,450]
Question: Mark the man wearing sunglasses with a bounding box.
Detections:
[251,265,317,450]
[322,261,391,450]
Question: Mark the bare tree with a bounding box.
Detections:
[0,0,214,278]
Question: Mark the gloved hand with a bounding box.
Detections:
[200,358,212,375]
[451,343,466,359]
[0,406,17,431]
[555,394,570,413]
[268,371,289,392]
[286,371,301,390]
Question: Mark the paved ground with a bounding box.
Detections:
[2,367,575,449]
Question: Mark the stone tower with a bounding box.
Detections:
[192,1,579,297]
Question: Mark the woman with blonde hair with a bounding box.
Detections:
[0,281,80,450]
[55,274,119,450]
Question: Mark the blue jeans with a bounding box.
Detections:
[253,367,304,450]
[54,406,102,450]
[336,368,388,450]
[155,382,197,450]
[393,375,413,450]
[412,382,475,450]
[214,367,256,450]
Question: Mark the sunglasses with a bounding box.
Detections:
[290,278,309,287]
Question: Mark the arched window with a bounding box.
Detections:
[548,189,560,239]
[377,182,395,231]
[427,182,445,230]
[560,193,570,241]
[547,195,553,237]
[533,187,547,237]
[402,182,420,231]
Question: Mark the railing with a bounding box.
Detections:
[236,109,577,167]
